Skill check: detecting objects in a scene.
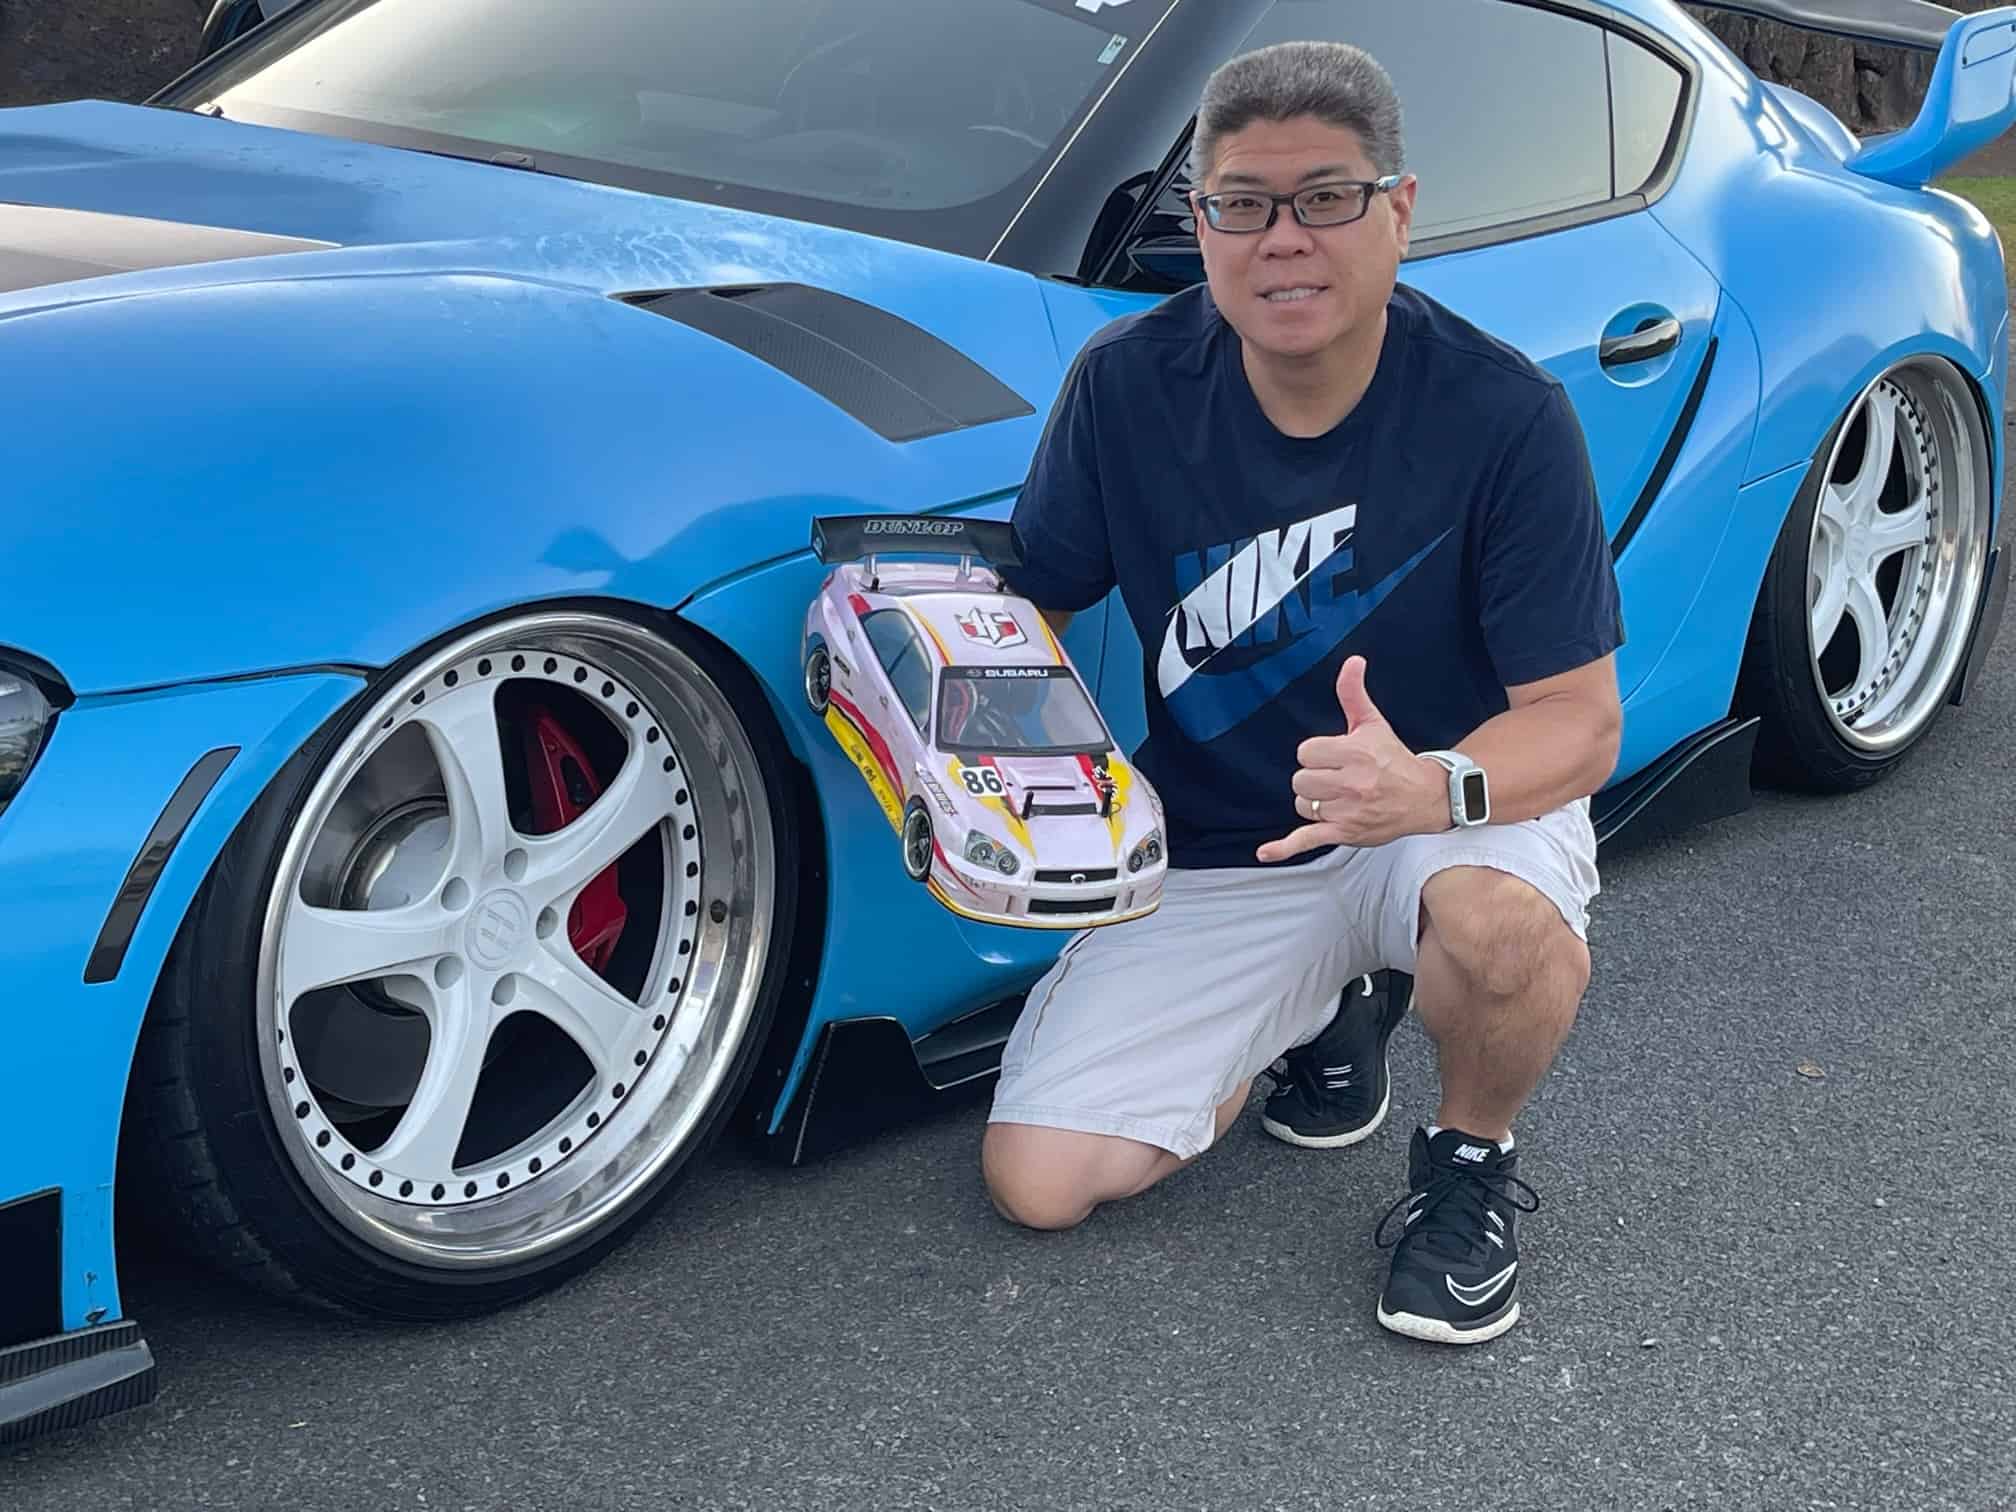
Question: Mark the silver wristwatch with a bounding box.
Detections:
[1420,750,1490,828]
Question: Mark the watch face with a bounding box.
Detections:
[1458,769,1489,823]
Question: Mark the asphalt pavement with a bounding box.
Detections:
[8,498,2015,1512]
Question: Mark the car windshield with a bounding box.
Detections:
[938,666,1110,757]
[163,0,1164,257]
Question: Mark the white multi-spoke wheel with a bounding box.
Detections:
[126,609,799,1318]
[1739,357,1994,790]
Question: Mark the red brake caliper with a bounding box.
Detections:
[520,706,628,974]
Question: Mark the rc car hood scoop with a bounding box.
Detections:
[992,757,1112,820]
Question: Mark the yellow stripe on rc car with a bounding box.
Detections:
[825,705,904,832]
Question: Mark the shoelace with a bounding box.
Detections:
[1373,1158,1541,1263]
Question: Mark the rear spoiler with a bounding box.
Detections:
[811,513,1024,567]
[1697,2,2016,188]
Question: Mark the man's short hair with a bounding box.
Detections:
[1189,40,1406,184]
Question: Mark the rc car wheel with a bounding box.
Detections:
[804,636,831,715]
[901,796,935,883]
[125,607,798,1319]
[1736,356,1994,791]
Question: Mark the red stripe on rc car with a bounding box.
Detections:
[828,689,903,796]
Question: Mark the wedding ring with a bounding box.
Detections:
[1311,797,1322,820]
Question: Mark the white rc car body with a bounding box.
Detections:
[803,514,1166,929]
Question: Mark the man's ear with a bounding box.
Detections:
[1389,174,1418,257]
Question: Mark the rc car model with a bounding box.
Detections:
[1,0,2011,1444]
[803,514,1165,928]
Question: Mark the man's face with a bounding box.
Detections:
[1193,116,1415,362]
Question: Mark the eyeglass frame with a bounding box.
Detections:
[1189,174,1408,234]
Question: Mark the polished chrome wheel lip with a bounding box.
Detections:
[1806,358,1990,754]
[255,611,775,1269]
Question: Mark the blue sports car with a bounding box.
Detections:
[2,0,2010,1440]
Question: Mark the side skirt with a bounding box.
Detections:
[1592,716,1760,855]
[757,995,1025,1166]
[0,1321,158,1448]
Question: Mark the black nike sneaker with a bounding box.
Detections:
[1374,1127,1540,1345]
[1260,970,1413,1148]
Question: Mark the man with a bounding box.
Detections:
[981,39,1622,1347]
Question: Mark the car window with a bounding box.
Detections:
[164,0,1179,260]
[1234,0,1614,242]
[938,668,1110,756]
[862,610,932,732]
[1608,29,1686,196]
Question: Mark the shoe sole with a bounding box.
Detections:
[1376,1298,1521,1345]
[1259,1058,1390,1149]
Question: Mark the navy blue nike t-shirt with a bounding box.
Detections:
[1002,282,1623,870]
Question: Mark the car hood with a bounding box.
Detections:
[0,103,1066,694]
[972,753,1151,869]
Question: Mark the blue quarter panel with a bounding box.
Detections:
[0,673,361,1328]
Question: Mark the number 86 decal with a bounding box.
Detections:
[960,767,1005,796]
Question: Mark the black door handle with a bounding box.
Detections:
[1601,316,1682,368]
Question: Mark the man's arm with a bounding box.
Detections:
[997,346,1114,622]
[1257,652,1619,861]
[1435,654,1622,827]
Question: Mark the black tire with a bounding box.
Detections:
[121,606,800,1321]
[804,636,831,715]
[1735,361,1993,793]
[901,796,934,883]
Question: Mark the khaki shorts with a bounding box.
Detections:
[987,799,1600,1160]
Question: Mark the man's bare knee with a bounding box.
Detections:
[1419,865,1588,1001]
[981,1122,1173,1231]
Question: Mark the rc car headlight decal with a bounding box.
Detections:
[964,829,1019,875]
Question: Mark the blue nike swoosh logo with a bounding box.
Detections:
[1164,530,1449,742]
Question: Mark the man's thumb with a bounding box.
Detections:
[1337,655,1382,730]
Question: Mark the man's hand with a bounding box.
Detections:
[1255,656,1451,863]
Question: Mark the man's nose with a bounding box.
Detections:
[1257,209,1315,255]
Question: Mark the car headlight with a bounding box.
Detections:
[964,830,1019,876]
[1127,829,1163,874]
[0,669,54,817]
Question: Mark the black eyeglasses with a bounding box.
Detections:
[1192,175,1404,234]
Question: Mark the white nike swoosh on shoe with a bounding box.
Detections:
[1446,1262,1517,1309]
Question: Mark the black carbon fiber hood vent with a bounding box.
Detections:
[624,283,1034,443]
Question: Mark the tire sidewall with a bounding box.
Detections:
[901,796,933,882]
